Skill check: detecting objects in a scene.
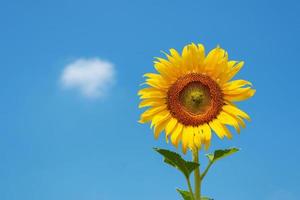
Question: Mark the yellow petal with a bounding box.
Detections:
[200,124,212,150]
[169,48,181,61]
[139,105,167,123]
[209,119,225,139]
[164,49,183,73]
[138,98,166,108]
[165,118,178,138]
[217,111,241,133]
[224,89,256,102]
[150,110,170,128]
[195,44,206,72]
[181,126,193,154]
[223,109,246,128]
[143,73,160,78]
[232,115,246,128]
[138,87,160,95]
[154,59,179,81]
[188,43,200,72]
[223,80,252,91]
[221,123,233,139]
[197,44,205,56]
[222,61,244,83]
[181,45,189,59]
[138,88,166,99]
[193,126,202,149]
[153,114,171,139]
[223,87,253,95]
[170,123,183,148]
[212,55,228,79]
[143,73,169,90]
[213,119,233,139]
[223,105,251,121]
[181,45,193,73]
[204,46,226,68]
[202,124,212,141]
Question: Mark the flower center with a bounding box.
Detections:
[179,82,211,115]
[167,73,223,126]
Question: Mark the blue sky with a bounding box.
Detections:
[0,0,299,200]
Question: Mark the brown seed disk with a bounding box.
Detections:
[167,73,224,126]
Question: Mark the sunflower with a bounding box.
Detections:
[138,43,255,153]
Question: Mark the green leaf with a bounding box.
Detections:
[176,189,193,200]
[206,147,239,163]
[201,197,214,200]
[176,189,213,200]
[154,148,199,179]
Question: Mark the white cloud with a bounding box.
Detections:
[61,58,115,98]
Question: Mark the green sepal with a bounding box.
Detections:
[176,189,193,200]
[154,148,199,179]
[206,147,239,163]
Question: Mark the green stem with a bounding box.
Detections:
[193,149,201,200]
[185,177,195,200]
[201,161,213,181]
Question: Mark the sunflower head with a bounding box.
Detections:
[138,43,255,153]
